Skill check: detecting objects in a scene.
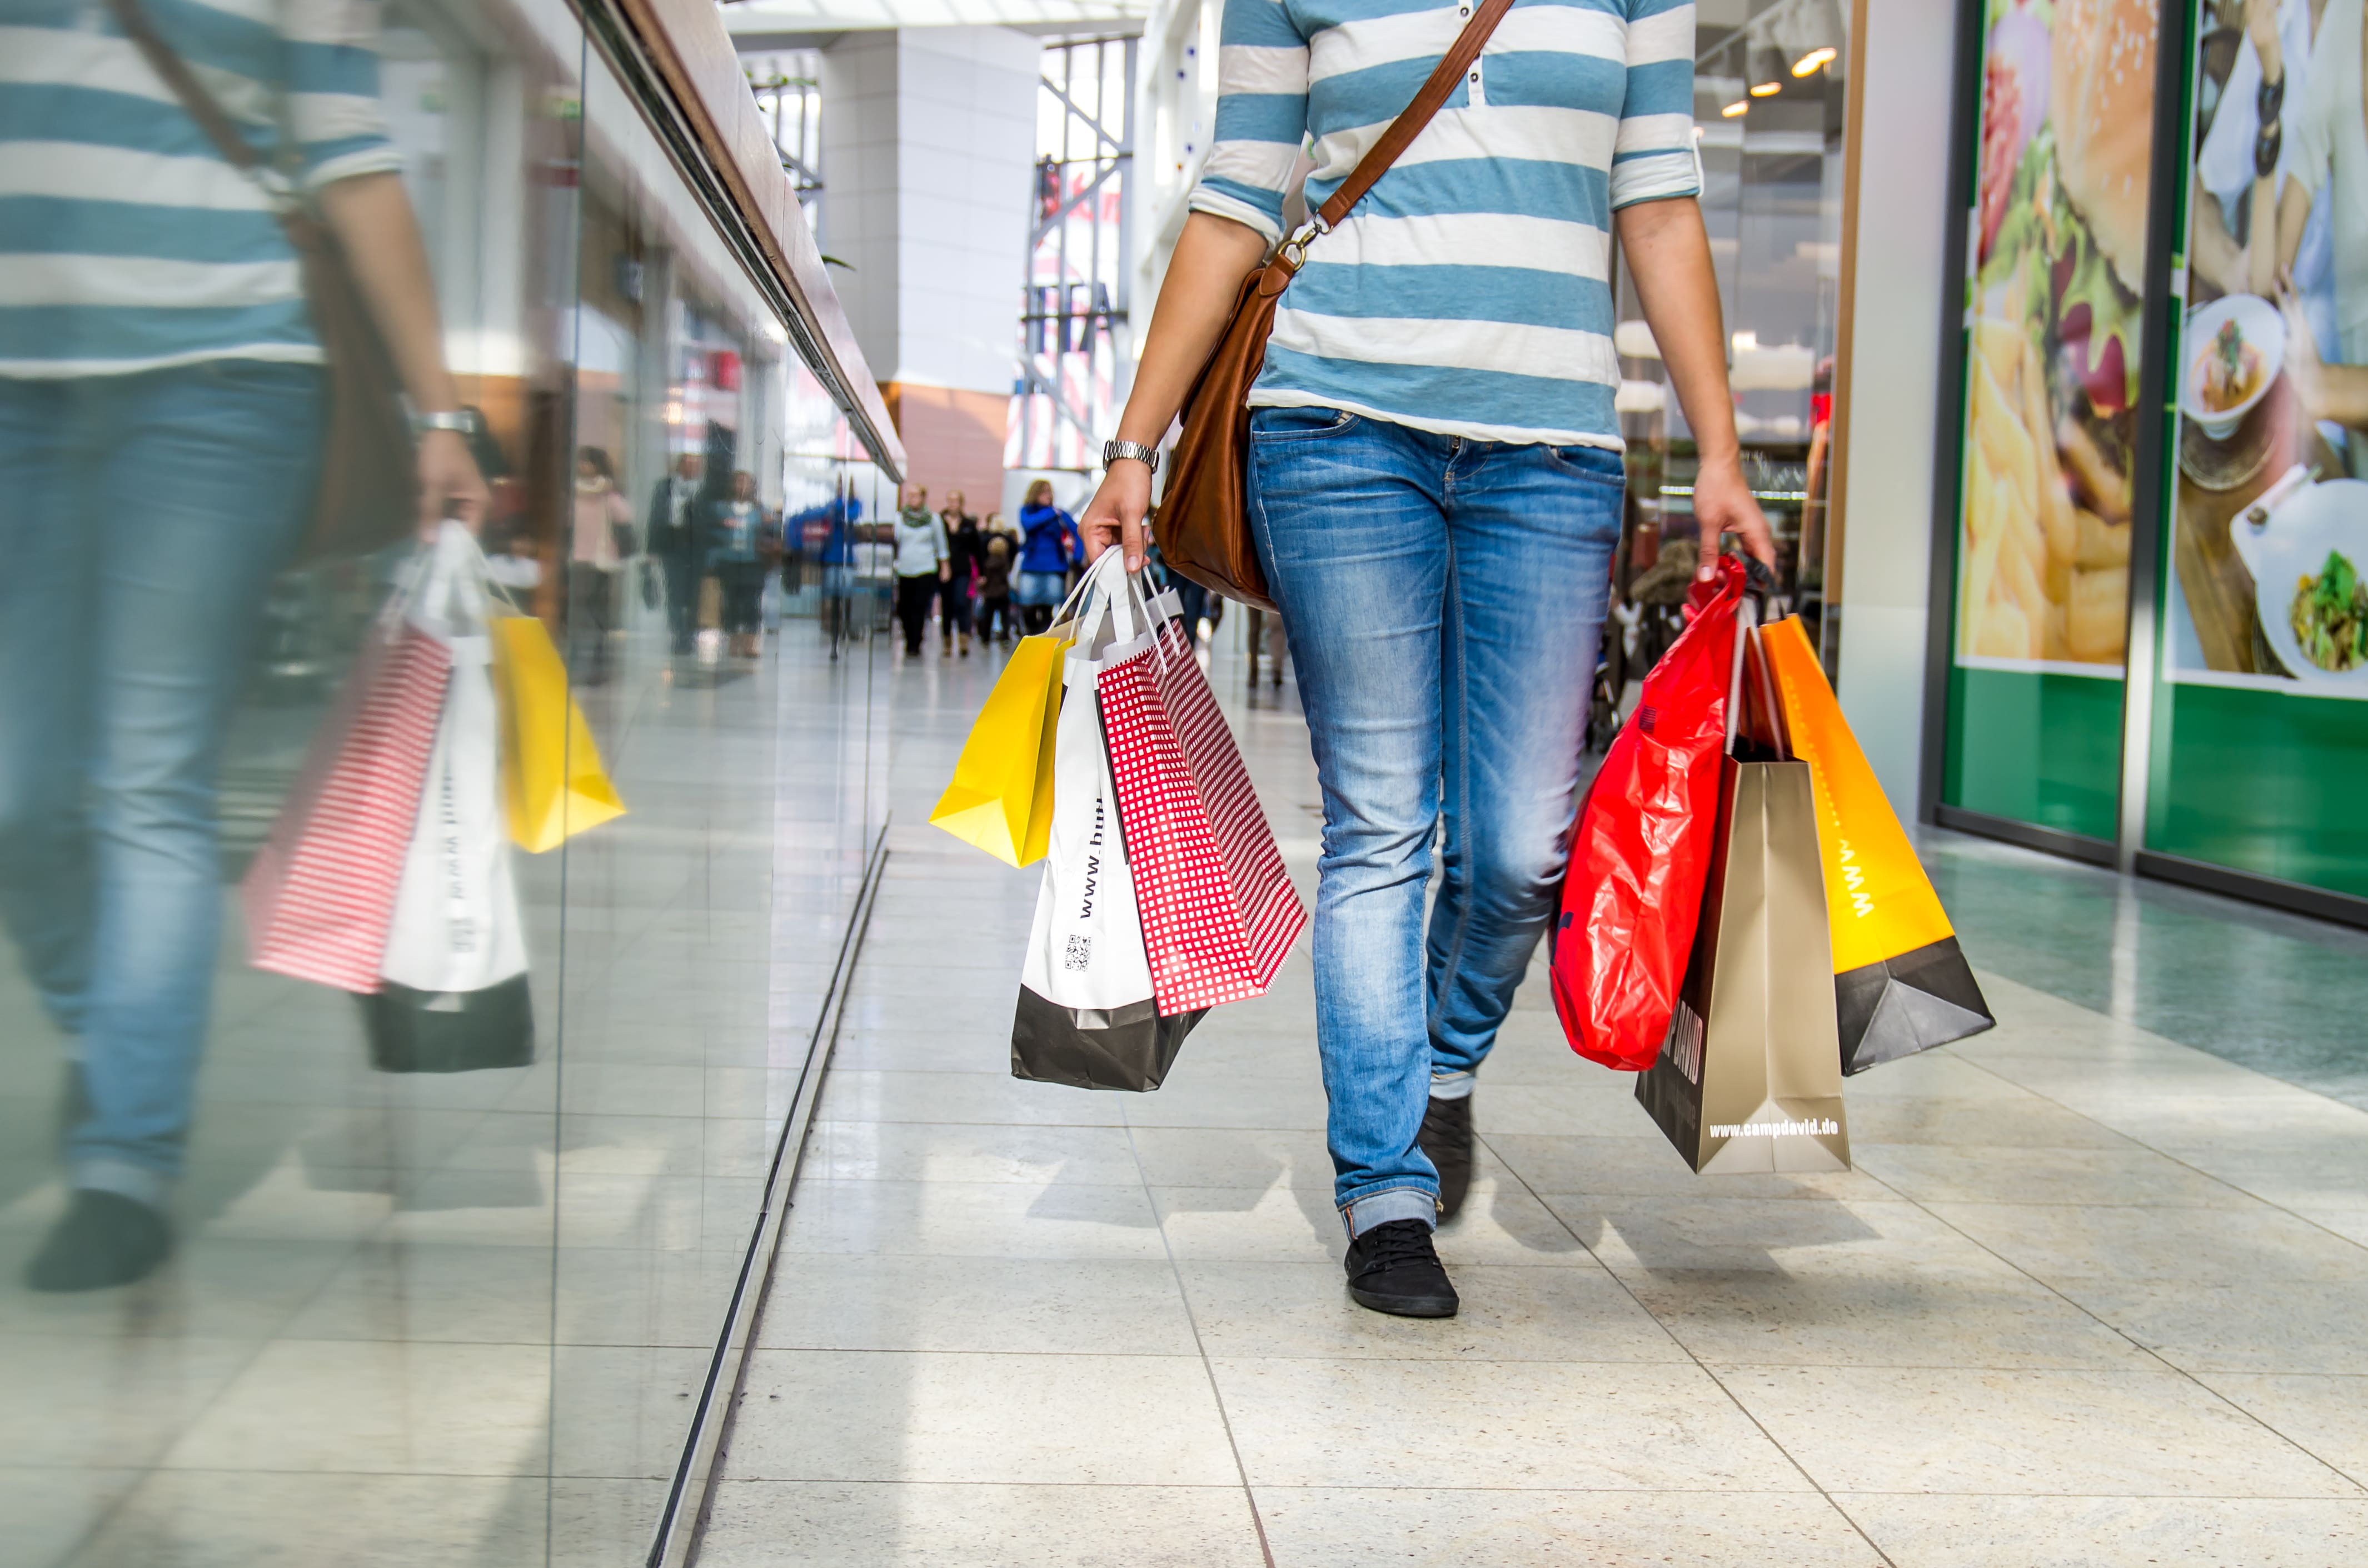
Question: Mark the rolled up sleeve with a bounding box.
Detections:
[1188,0,1310,244]
[1610,0,1700,210]
[285,0,402,192]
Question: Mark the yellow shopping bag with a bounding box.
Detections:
[930,628,1073,866]
[489,615,627,853]
[1759,616,1992,1072]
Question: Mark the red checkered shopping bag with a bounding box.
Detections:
[1098,615,1306,1013]
[242,625,452,992]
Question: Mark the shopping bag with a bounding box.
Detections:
[1091,552,1306,1015]
[243,552,458,991]
[930,626,1073,866]
[1759,617,1995,1073]
[365,531,535,1072]
[488,613,626,853]
[1011,606,1203,1090]
[1634,614,1850,1173]
[1549,555,1748,1070]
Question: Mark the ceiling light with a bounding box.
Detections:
[1749,79,1782,97]
[1749,44,1786,97]
[1792,46,1837,77]
[1721,99,1748,118]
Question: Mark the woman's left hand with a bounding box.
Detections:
[418,428,490,536]
[1692,456,1777,582]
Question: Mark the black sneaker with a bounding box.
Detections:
[1343,1219,1458,1317]
[24,1189,172,1292]
[1418,1092,1474,1220]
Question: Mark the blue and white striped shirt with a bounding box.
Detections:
[1190,0,1699,447]
[0,0,402,377]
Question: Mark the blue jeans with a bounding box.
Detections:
[1247,406,1620,1235]
[0,362,323,1204]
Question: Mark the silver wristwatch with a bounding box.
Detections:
[413,408,482,438]
[1101,438,1159,475]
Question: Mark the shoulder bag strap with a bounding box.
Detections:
[1307,0,1520,237]
[102,0,317,236]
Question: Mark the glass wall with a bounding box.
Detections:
[0,3,893,1563]
[1615,0,1852,680]
[2142,0,2368,901]
[1931,0,2166,844]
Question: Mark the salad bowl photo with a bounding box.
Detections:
[2182,294,2286,442]
[2230,476,2368,690]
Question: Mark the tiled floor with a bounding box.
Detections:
[705,628,2368,1567]
[0,605,886,1567]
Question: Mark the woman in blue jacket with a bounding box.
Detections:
[1015,480,1081,634]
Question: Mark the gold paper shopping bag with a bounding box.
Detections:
[929,628,1073,866]
[488,615,626,853]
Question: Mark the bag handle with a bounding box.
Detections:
[1277,0,1517,263]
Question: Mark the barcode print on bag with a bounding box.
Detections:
[1065,934,1092,972]
[1095,621,1305,1015]
[243,629,452,993]
[1663,1000,1705,1086]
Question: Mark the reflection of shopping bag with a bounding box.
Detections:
[365,548,534,1073]
[1011,617,1202,1090]
[697,575,721,629]
[931,626,1073,866]
[1550,557,1747,1070]
[1634,751,1851,1173]
[243,547,458,991]
[488,615,626,853]
[1759,617,1993,1073]
[1092,552,1305,1015]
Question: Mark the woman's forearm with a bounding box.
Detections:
[1115,211,1273,447]
[317,171,461,413]
[1616,197,1740,467]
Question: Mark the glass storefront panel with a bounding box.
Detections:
[1617,0,1851,678]
[1935,0,2166,842]
[2143,0,2368,900]
[0,3,890,1561]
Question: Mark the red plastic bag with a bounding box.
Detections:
[1549,555,1746,1070]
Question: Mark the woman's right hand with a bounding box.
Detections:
[1079,458,1153,572]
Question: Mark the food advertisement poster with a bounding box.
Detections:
[1953,0,2158,674]
[2163,0,2368,700]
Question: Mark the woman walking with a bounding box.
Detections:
[1077,0,1773,1318]
[707,471,771,658]
[570,446,632,683]
[892,485,949,655]
[939,491,982,657]
[1014,481,1080,635]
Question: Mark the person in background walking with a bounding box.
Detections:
[646,451,706,655]
[1075,0,1773,1319]
[893,483,949,655]
[1015,480,1079,635]
[939,489,981,657]
[976,524,1016,644]
[706,471,771,658]
[570,446,632,684]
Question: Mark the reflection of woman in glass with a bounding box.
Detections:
[708,471,772,658]
[0,8,486,1290]
[571,447,633,684]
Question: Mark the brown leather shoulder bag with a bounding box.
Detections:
[1155,0,1517,611]
[106,0,420,559]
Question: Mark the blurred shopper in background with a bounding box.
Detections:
[1015,480,1079,634]
[709,470,772,658]
[571,447,632,683]
[893,483,949,655]
[976,524,1016,645]
[939,489,981,657]
[0,0,485,1291]
[647,451,707,655]
[1078,0,1771,1319]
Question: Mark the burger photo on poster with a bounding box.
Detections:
[1959,0,2153,667]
